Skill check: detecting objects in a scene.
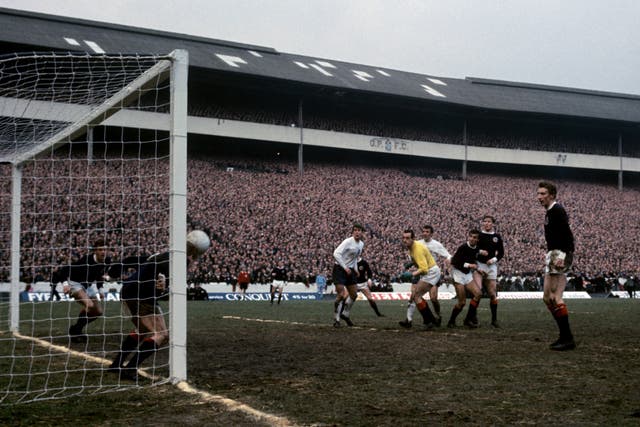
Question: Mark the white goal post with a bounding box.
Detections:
[0,49,188,404]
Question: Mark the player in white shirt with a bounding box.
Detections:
[332,223,365,327]
[405,225,452,326]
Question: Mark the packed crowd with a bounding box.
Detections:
[0,155,170,283]
[187,157,640,285]
[3,153,637,289]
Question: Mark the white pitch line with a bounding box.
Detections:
[13,331,116,366]
[220,315,468,336]
[12,331,158,380]
[11,331,298,427]
[222,315,380,330]
[176,382,297,427]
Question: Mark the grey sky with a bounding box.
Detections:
[2,0,639,95]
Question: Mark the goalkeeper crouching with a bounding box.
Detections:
[108,231,210,381]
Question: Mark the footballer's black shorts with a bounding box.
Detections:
[332,264,357,286]
[123,298,162,316]
[121,272,161,316]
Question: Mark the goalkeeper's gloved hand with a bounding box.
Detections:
[399,271,413,282]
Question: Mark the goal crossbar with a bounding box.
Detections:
[11,57,173,165]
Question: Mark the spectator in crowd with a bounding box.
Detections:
[19,283,33,302]
[193,283,209,301]
[626,276,637,299]
[237,267,251,300]
[315,273,327,300]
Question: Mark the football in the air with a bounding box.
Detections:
[187,230,211,255]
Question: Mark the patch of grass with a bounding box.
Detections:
[1,299,640,425]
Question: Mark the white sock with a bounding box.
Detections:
[336,300,344,321]
[407,302,416,321]
[343,296,354,317]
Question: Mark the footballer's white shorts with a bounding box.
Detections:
[451,268,475,286]
[476,262,498,281]
[545,250,573,275]
[272,280,286,289]
[67,280,98,298]
[356,279,372,291]
[418,266,441,286]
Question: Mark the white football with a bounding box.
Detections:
[187,230,210,255]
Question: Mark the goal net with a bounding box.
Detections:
[0,50,188,404]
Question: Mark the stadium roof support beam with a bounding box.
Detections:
[298,99,304,175]
[462,120,468,180]
[618,133,623,190]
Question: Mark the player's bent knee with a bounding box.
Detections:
[156,331,169,345]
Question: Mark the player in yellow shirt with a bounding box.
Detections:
[399,229,440,330]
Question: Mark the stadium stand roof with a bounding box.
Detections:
[2,7,640,126]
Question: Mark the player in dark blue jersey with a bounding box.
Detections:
[473,215,504,327]
[64,239,111,343]
[108,231,210,380]
[356,257,383,317]
[270,261,288,305]
[447,230,482,328]
[537,182,576,351]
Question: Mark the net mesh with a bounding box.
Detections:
[0,52,176,404]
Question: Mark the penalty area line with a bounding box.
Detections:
[11,331,298,426]
[221,315,468,336]
[221,315,399,332]
[222,315,368,329]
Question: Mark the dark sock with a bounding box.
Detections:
[73,310,88,331]
[490,299,498,322]
[112,333,140,368]
[369,300,382,316]
[550,303,573,341]
[431,300,441,317]
[417,300,435,324]
[130,339,159,369]
[449,306,463,324]
[465,299,479,322]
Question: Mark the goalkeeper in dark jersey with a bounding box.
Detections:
[108,231,210,380]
